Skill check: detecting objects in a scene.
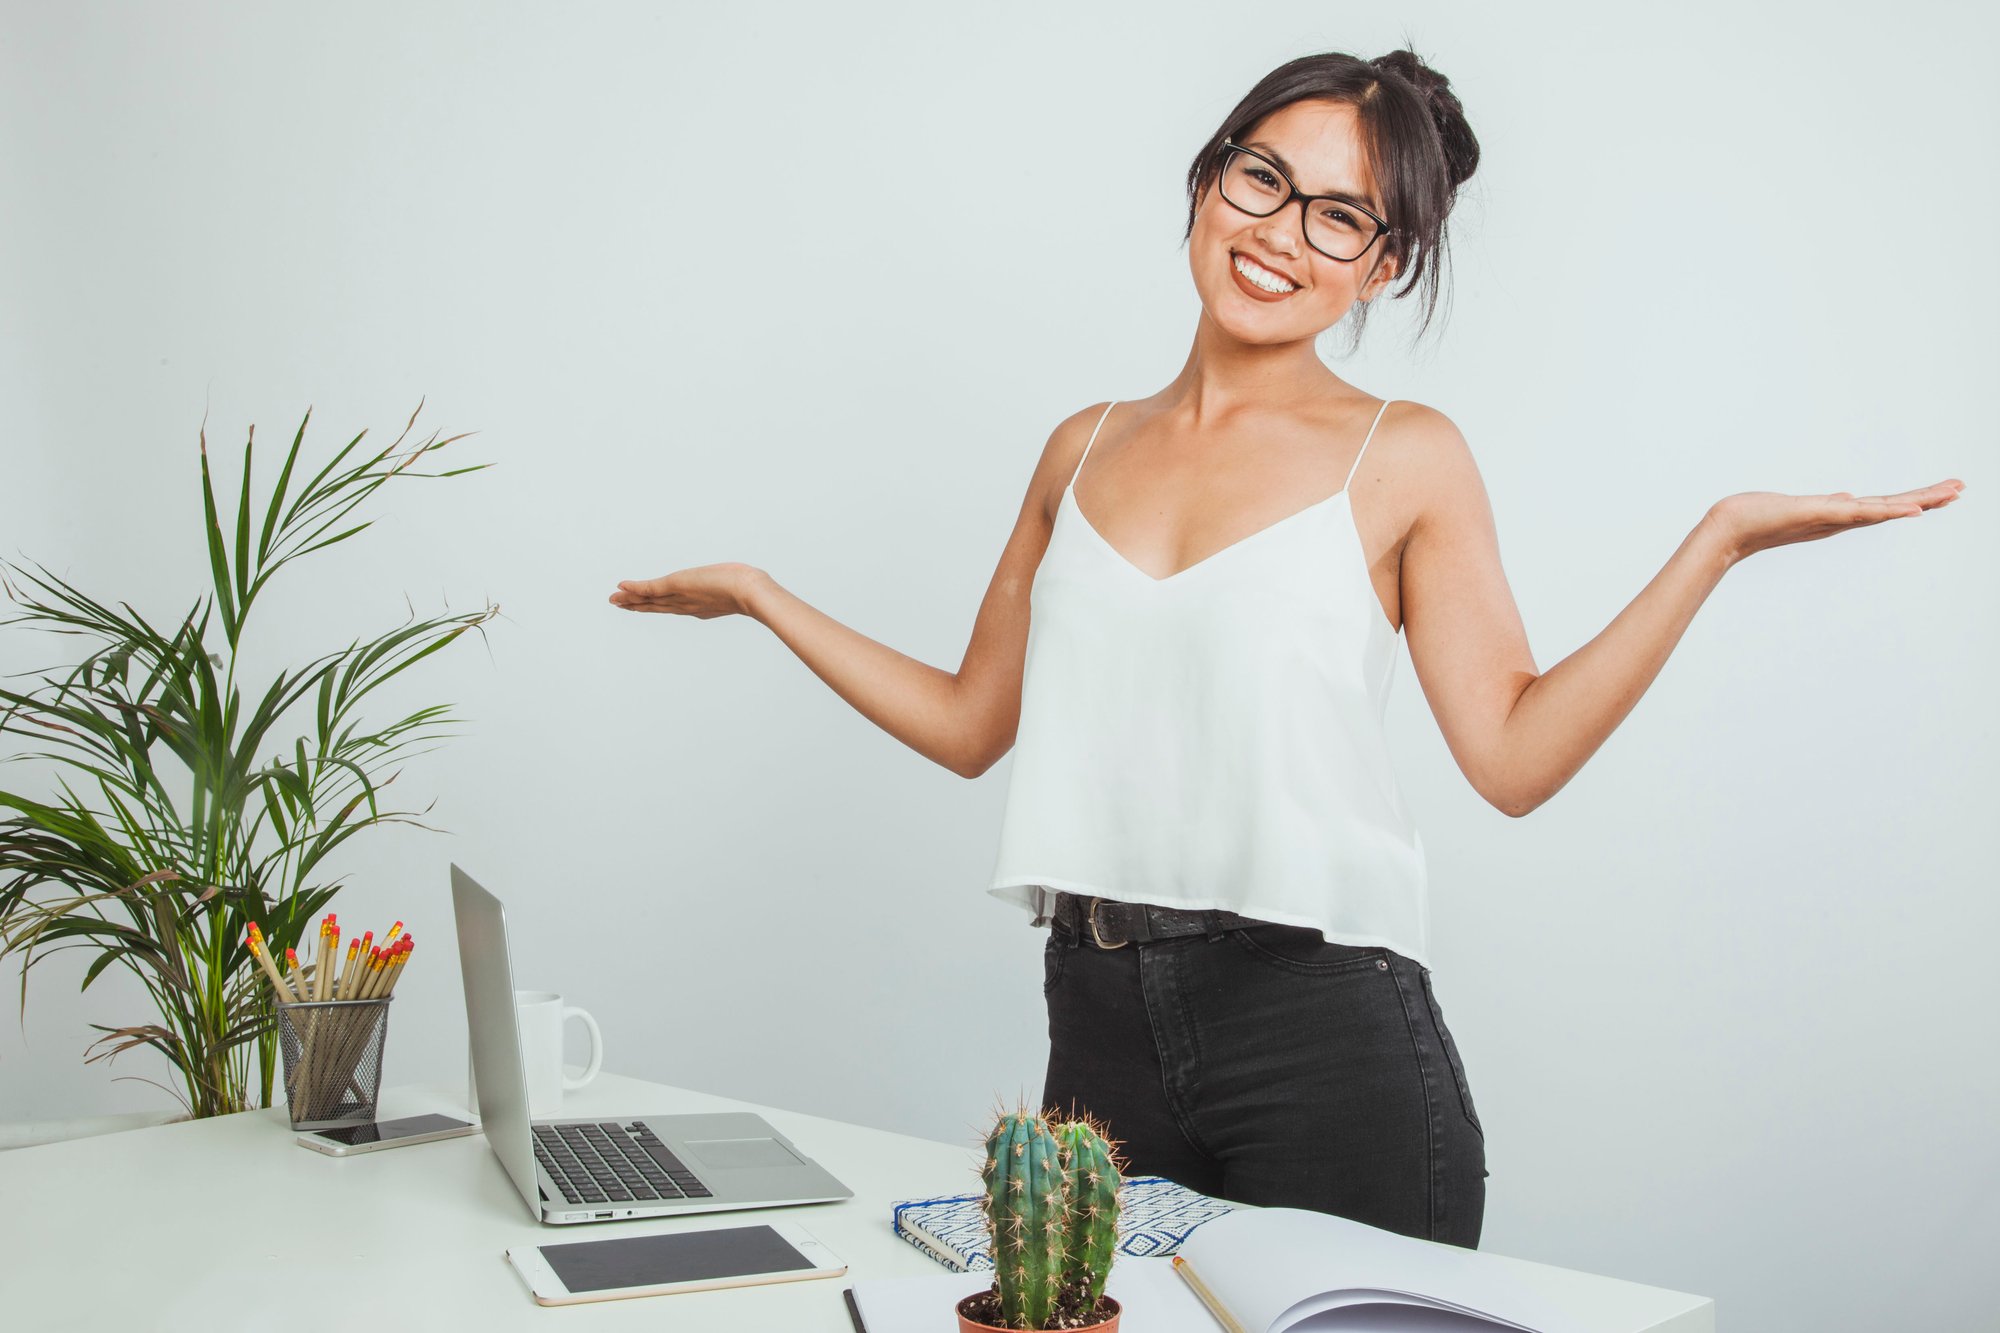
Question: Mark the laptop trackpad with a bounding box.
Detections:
[682,1137,802,1169]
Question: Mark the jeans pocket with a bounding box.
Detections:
[1229,923,1388,975]
[1043,927,1075,996]
[1421,969,1483,1140]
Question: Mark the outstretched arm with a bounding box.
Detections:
[1488,515,1734,817]
[1397,406,1964,817]
[606,404,1112,779]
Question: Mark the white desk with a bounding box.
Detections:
[1,1072,1715,1332]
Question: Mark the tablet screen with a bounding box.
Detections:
[537,1224,816,1293]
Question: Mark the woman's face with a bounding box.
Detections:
[1188,99,1401,343]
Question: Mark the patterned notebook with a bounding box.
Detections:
[889,1175,1237,1273]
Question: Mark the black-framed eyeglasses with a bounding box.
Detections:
[1215,139,1394,263]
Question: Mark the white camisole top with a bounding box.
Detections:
[985,398,1431,968]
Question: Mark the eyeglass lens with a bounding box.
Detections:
[1219,150,1376,261]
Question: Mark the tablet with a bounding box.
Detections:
[504,1219,847,1306]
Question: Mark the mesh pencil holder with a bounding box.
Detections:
[275,997,393,1131]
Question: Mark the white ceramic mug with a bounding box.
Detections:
[514,989,602,1117]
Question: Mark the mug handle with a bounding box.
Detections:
[561,1007,603,1090]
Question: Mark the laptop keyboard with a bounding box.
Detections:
[533,1121,714,1206]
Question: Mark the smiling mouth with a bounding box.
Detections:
[1231,251,1301,295]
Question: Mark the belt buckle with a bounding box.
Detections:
[1086,897,1129,950]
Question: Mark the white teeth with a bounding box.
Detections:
[1233,253,1297,293]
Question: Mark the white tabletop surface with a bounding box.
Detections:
[1,1070,1715,1332]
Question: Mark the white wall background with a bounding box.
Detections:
[2,2,1994,1328]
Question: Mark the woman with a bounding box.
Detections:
[608,49,1963,1250]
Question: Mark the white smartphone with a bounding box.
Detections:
[504,1219,847,1307]
[295,1112,478,1156]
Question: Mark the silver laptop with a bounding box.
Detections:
[450,863,854,1225]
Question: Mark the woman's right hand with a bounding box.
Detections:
[608,562,769,620]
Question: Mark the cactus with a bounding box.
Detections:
[1055,1116,1120,1307]
[979,1109,1068,1328]
[974,1102,1125,1329]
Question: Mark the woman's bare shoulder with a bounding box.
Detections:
[1027,400,1122,525]
[1372,399,1497,558]
[1382,398,1480,487]
[1343,397,1479,564]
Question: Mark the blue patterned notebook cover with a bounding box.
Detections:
[889,1176,1236,1273]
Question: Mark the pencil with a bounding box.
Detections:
[319,921,341,1001]
[313,915,328,999]
[381,935,406,982]
[359,947,385,999]
[1172,1256,1244,1333]
[245,927,290,1001]
[286,944,323,1111]
[338,938,361,999]
[308,917,336,1110]
[382,936,413,995]
[376,940,402,995]
[345,931,373,998]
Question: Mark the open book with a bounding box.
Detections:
[849,1205,1713,1333]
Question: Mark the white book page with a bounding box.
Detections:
[1175,1208,1564,1332]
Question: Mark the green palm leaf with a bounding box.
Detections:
[0,400,497,1116]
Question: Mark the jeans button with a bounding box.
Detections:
[1376,959,1388,970]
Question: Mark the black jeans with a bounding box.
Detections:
[1041,911,1487,1249]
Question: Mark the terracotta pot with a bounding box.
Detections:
[955,1292,1122,1333]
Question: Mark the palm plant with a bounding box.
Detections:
[0,400,498,1118]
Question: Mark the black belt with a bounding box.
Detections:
[1048,890,1270,949]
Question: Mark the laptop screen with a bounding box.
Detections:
[450,864,543,1216]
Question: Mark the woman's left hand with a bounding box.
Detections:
[1706,479,1966,563]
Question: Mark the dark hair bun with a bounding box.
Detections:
[1370,49,1479,190]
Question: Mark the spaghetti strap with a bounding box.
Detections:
[1069,401,1119,490]
[1343,399,1393,493]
